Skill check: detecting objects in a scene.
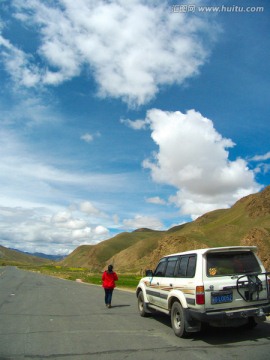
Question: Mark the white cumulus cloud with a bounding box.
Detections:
[0,205,111,255]
[142,109,261,219]
[122,214,163,230]
[94,225,109,236]
[80,201,103,216]
[1,0,216,105]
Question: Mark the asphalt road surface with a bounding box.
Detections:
[1,266,270,360]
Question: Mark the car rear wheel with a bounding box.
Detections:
[171,301,188,338]
[243,317,258,329]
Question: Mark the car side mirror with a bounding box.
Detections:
[145,269,153,277]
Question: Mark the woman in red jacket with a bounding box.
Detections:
[102,264,118,308]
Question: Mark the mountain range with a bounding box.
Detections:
[60,185,270,273]
[9,249,66,261]
[1,186,270,273]
[0,246,49,265]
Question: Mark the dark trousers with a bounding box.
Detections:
[104,288,114,305]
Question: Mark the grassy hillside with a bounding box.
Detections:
[61,186,270,273]
[60,229,165,271]
[0,246,50,266]
[139,186,270,271]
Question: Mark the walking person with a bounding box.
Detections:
[102,264,118,308]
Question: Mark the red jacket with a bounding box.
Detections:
[102,271,118,289]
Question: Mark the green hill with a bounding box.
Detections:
[0,246,50,266]
[61,186,270,272]
[60,230,165,272]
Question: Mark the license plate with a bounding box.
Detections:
[211,291,233,304]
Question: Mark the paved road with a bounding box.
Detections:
[1,266,270,360]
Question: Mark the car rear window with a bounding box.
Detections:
[206,251,261,277]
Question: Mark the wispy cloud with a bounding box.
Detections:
[146,196,166,205]
[120,118,147,130]
[0,128,131,212]
[249,152,270,162]
[0,34,41,87]
[80,133,94,143]
[80,132,100,143]
[0,127,154,253]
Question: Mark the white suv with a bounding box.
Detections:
[136,246,270,337]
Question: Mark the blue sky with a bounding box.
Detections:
[0,0,269,255]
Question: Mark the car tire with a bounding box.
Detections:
[171,301,188,338]
[243,317,258,329]
[137,291,149,317]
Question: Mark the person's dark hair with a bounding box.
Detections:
[108,264,113,272]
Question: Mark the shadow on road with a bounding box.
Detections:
[150,313,270,345]
[110,304,131,308]
[197,322,270,345]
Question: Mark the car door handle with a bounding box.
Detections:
[157,282,159,285]
[170,284,173,287]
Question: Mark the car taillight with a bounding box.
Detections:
[196,286,205,305]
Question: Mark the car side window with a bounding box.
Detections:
[154,258,167,277]
[175,255,196,278]
[186,255,196,277]
[164,257,178,277]
[177,256,188,277]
